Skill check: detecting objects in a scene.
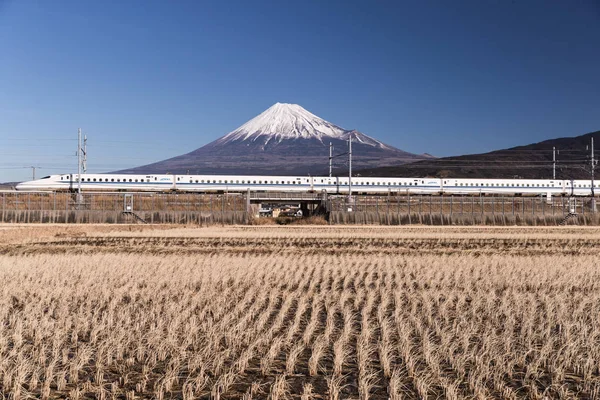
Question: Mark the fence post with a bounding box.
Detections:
[407,193,411,224]
[542,195,545,217]
[441,194,444,218]
[480,195,483,221]
[222,194,225,225]
[429,196,432,217]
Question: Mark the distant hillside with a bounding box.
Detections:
[358,130,600,180]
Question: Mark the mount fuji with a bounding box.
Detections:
[121,103,432,175]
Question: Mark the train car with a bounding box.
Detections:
[13,173,600,197]
[14,174,175,191]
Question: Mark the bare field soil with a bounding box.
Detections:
[1,225,600,399]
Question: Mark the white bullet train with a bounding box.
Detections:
[14,173,599,196]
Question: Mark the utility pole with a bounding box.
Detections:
[77,128,82,201]
[553,146,556,180]
[348,134,352,199]
[592,137,596,212]
[329,142,333,177]
[31,166,36,180]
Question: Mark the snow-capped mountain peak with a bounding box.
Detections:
[215,103,389,148]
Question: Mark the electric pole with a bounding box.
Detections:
[77,128,82,200]
[553,146,556,180]
[348,134,352,199]
[29,166,39,180]
[329,142,333,177]
[592,137,596,212]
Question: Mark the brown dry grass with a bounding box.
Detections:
[1,225,600,399]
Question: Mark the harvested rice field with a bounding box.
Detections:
[1,224,600,399]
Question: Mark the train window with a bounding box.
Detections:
[135,179,138,182]
[195,180,198,183]
[129,179,132,182]
[93,178,96,182]
[111,179,114,182]
[177,178,180,181]
[253,181,256,184]
[155,177,157,181]
[270,181,273,184]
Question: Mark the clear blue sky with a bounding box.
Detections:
[1,0,599,181]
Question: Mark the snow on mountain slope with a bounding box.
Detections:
[215,103,391,149]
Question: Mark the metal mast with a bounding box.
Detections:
[592,137,596,212]
[77,128,82,197]
[348,134,352,197]
[553,146,556,180]
[329,142,333,177]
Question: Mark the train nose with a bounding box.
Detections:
[15,181,35,191]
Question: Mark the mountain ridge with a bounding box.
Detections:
[358,130,600,180]
[119,103,430,175]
